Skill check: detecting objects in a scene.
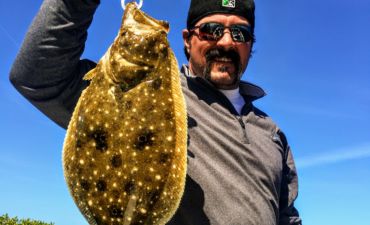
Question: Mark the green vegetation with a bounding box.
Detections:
[0,214,54,225]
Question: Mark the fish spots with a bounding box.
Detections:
[111,154,123,168]
[93,215,108,225]
[140,208,147,214]
[96,179,107,192]
[130,212,147,225]
[124,180,135,195]
[109,205,124,218]
[166,136,173,142]
[62,4,188,225]
[80,179,90,191]
[164,111,174,120]
[76,139,83,149]
[159,153,170,163]
[148,190,161,207]
[134,130,155,150]
[151,78,162,90]
[88,200,93,206]
[155,175,161,181]
[90,128,108,152]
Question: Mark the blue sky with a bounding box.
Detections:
[1,0,369,224]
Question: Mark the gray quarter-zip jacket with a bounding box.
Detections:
[9,0,302,224]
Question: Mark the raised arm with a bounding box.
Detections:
[9,0,100,129]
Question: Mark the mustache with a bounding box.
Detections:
[202,48,243,86]
[205,48,240,63]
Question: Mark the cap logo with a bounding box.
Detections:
[222,0,235,8]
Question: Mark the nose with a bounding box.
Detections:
[216,30,234,49]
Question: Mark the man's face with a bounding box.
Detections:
[183,14,252,90]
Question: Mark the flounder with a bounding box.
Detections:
[62,3,187,225]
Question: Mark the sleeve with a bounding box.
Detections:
[278,130,303,225]
[9,0,101,129]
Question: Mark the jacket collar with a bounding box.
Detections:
[181,64,266,102]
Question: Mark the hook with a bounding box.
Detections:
[121,0,143,10]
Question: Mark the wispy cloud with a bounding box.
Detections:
[296,143,370,169]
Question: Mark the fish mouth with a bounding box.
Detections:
[104,47,154,81]
[117,54,154,72]
[123,3,169,33]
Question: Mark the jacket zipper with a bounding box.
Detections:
[237,117,249,144]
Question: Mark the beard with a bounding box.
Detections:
[202,48,243,88]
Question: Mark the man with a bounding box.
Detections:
[10,0,302,224]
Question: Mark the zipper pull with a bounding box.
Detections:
[238,117,245,129]
[237,117,249,144]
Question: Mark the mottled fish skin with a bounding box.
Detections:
[62,3,187,225]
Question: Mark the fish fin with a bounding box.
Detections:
[83,68,97,81]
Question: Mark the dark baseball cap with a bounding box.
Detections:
[186,0,255,33]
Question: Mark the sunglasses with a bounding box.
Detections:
[189,22,253,43]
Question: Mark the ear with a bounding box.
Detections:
[182,29,191,53]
